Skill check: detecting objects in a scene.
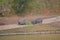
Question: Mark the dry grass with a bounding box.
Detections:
[0,25,60,32]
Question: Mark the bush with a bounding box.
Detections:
[13,0,29,16]
[0,0,3,2]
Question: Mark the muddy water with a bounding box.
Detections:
[0,34,60,40]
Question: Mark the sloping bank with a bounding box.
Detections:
[0,16,60,30]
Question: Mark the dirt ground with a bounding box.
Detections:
[0,15,60,30]
[0,15,58,25]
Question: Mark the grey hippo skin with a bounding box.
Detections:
[18,18,42,25]
[31,18,42,24]
[18,20,26,25]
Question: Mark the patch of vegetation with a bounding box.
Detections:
[12,0,31,16]
[25,22,33,26]
[0,0,3,2]
[0,0,60,17]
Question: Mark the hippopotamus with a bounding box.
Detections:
[18,20,26,25]
[18,18,42,25]
[31,18,42,24]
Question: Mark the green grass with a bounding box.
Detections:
[0,0,3,2]
[25,22,33,26]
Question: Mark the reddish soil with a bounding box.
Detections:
[0,15,58,25]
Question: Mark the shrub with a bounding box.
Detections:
[13,0,29,16]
